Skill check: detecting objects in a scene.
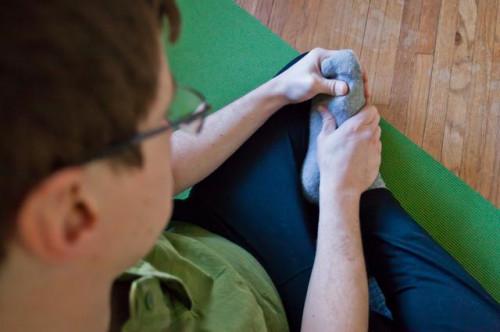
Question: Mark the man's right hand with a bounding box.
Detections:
[316,104,382,198]
[303,102,378,332]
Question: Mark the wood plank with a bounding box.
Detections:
[236,0,276,33]
[342,0,370,56]
[384,0,422,132]
[417,0,443,53]
[306,0,344,49]
[406,54,434,146]
[441,0,477,174]
[253,0,275,27]
[329,0,349,50]
[422,0,459,160]
[279,0,312,49]
[268,0,310,46]
[479,0,500,206]
[371,0,404,105]
[484,83,500,206]
[267,0,294,45]
[360,0,388,106]
[325,0,348,49]
[294,0,322,52]
[333,0,354,49]
[492,5,500,206]
[459,0,497,190]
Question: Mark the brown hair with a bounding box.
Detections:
[0,0,181,260]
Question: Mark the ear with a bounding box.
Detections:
[16,167,99,263]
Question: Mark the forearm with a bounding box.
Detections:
[301,187,368,332]
[171,78,287,195]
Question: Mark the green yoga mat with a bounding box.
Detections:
[165,0,500,302]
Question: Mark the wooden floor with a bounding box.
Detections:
[236,0,500,207]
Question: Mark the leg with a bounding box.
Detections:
[172,52,500,331]
[360,189,500,331]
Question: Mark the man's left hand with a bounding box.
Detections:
[272,47,350,104]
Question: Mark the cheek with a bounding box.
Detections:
[88,135,174,268]
[143,132,174,222]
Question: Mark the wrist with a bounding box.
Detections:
[320,187,360,205]
[318,185,361,230]
[319,178,361,201]
[263,77,289,108]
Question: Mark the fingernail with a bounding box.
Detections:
[336,82,348,95]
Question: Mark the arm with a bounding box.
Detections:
[301,189,368,331]
[171,48,349,195]
[171,78,286,195]
[301,104,382,332]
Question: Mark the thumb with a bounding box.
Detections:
[318,105,337,135]
[318,77,349,96]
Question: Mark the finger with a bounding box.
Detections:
[348,105,378,128]
[371,126,381,144]
[363,105,380,128]
[314,47,340,61]
[359,127,376,141]
[374,125,382,141]
[317,76,349,96]
[318,106,337,134]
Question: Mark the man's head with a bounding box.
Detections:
[0,0,180,277]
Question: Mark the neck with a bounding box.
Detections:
[0,256,113,332]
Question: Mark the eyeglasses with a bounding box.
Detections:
[165,86,211,133]
[82,85,210,164]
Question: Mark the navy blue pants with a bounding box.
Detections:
[172,53,500,331]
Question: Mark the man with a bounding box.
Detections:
[1,1,499,331]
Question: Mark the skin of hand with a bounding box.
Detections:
[316,104,382,197]
[315,69,381,198]
[272,47,350,104]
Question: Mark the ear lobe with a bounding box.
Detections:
[16,167,98,263]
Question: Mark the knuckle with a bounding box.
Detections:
[347,123,359,134]
[359,108,372,122]
[312,75,324,88]
[305,75,316,89]
[324,122,335,133]
[364,130,374,141]
[317,135,326,147]
[367,105,377,117]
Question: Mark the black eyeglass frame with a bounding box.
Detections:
[79,87,211,165]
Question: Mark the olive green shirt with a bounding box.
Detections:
[120,221,289,332]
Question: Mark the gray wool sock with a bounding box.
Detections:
[301,49,385,204]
